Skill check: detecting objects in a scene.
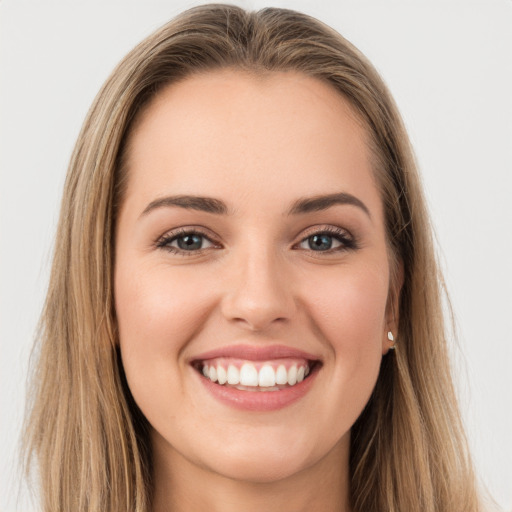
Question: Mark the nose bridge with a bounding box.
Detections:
[221,241,295,331]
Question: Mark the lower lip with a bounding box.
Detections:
[196,367,319,411]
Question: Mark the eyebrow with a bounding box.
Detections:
[140,192,371,218]
[141,195,229,217]
[288,192,371,218]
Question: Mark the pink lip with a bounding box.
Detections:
[190,344,321,411]
[190,344,320,363]
[197,371,319,411]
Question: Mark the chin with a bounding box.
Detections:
[191,426,348,485]
[203,450,313,484]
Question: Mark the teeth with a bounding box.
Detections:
[227,365,240,385]
[200,361,311,389]
[288,365,297,386]
[217,365,227,385]
[275,365,288,385]
[258,365,276,387]
[240,363,259,386]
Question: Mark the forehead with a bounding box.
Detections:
[122,69,381,218]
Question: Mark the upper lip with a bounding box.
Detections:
[190,344,321,363]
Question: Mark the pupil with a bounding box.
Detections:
[309,234,332,251]
[178,234,202,250]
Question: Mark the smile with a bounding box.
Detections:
[199,358,311,391]
[191,345,321,411]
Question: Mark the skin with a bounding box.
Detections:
[115,69,398,512]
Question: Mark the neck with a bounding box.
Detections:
[151,433,352,512]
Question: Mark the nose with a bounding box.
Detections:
[221,248,296,332]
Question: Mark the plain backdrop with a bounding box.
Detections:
[1,1,511,510]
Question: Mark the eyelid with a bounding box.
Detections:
[293,225,357,252]
[155,226,222,254]
[154,224,357,255]
[297,224,353,239]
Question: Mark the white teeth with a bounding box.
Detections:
[275,365,288,385]
[258,365,276,387]
[227,364,240,385]
[216,365,227,385]
[288,365,298,386]
[240,363,259,386]
[201,361,312,389]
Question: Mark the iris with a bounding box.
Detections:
[308,234,333,251]
[177,234,203,250]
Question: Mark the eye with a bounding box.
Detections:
[156,229,218,254]
[297,227,357,252]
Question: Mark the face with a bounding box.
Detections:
[115,70,396,484]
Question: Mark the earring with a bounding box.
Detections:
[387,331,396,350]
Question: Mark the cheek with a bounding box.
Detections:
[304,262,388,402]
[114,263,215,415]
[116,264,212,355]
[306,263,389,346]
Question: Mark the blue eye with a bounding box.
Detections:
[297,227,356,253]
[176,233,204,250]
[307,234,335,251]
[157,230,216,253]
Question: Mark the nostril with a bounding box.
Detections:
[220,273,296,331]
[231,315,289,331]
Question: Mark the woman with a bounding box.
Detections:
[22,4,484,511]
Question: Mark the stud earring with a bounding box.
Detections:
[387,331,396,350]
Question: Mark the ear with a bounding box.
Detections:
[382,258,404,355]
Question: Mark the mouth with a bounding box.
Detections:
[192,358,320,392]
[190,345,322,410]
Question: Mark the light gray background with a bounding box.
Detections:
[1,1,511,510]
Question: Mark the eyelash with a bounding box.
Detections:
[155,228,219,255]
[297,226,358,253]
[155,226,358,256]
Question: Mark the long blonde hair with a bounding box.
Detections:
[23,4,481,511]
